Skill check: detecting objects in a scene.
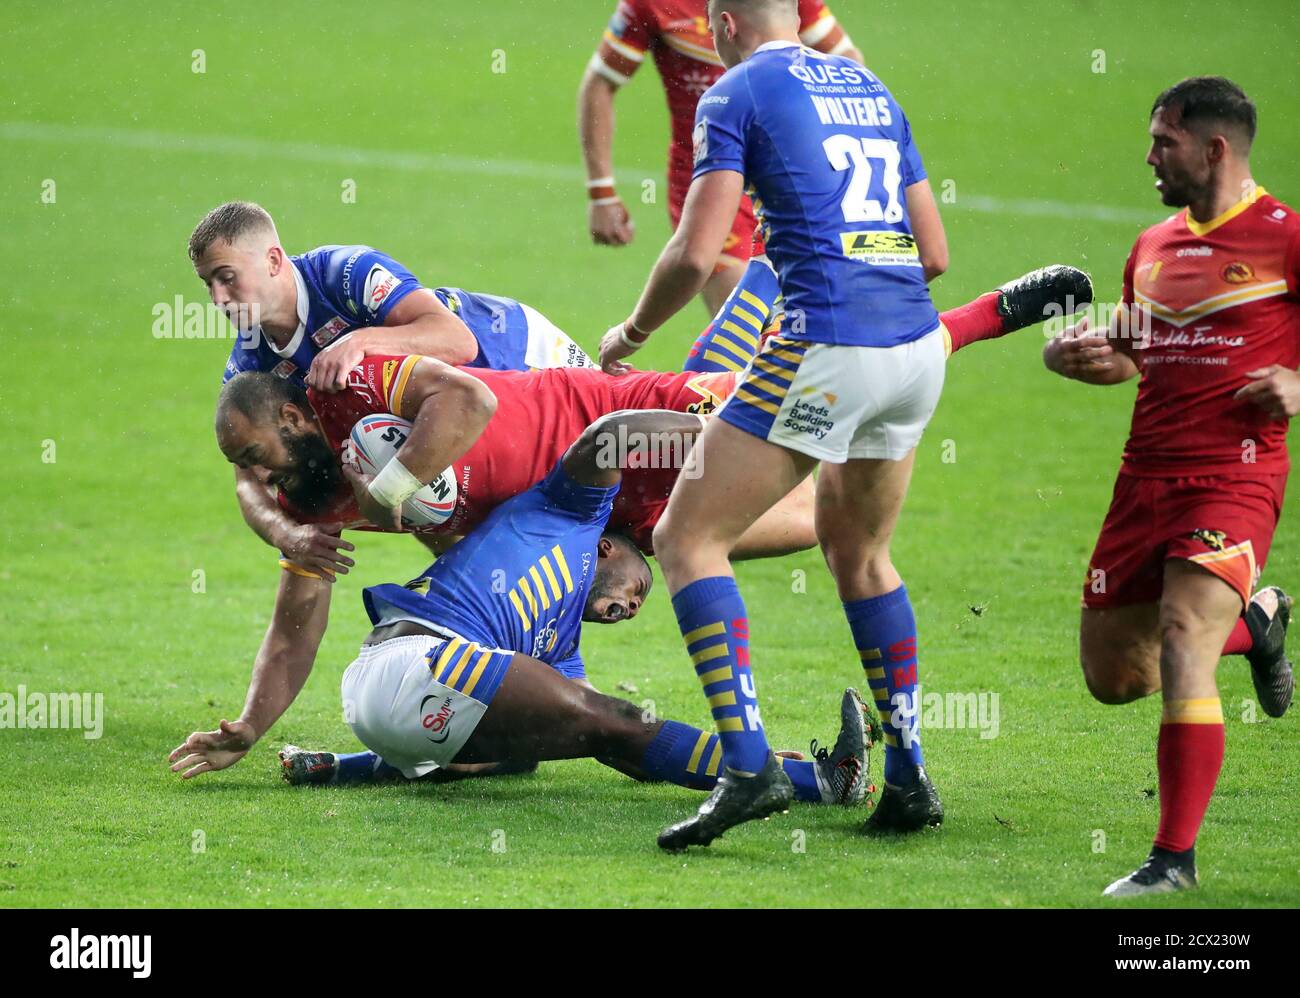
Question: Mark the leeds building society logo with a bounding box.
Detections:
[1221,261,1256,284]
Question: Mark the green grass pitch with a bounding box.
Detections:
[1,1,1297,908]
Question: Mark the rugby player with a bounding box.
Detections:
[600,0,952,848]
[189,201,595,580]
[170,407,872,810]
[579,0,860,315]
[1043,77,1298,896]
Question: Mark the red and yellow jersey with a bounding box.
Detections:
[590,0,852,175]
[288,357,738,552]
[1120,189,1300,477]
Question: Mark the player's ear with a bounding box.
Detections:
[280,401,307,430]
[596,536,614,560]
[266,244,284,275]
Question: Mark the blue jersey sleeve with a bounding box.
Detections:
[550,647,587,681]
[691,75,754,181]
[900,112,927,187]
[537,461,620,525]
[334,247,422,324]
[222,334,264,383]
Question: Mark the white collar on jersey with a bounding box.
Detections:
[267,259,310,359]
[754,40,802,54]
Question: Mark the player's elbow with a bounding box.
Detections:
[921,247,949,282]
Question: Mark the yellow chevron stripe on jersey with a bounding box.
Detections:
[528,566,551,611]
[508,590,531,631]
[518,576,538,618]
[550,545,574,593]
[1135,281,1288,327]
[660,31,724,66]
[539,555,563,601]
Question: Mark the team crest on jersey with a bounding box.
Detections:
[312,316,350,348]
[364,265,401,313]
[1221,261,1256,285]
[271,360,297,379]
[692,119,709,166]
[1191,528,1228,552]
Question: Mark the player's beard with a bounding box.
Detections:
[1156,167,1209,208]
[279,428,344,515]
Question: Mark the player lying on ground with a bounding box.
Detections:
[171,409,874,808]
[579,0,861,315]
[189,200,595,581]
[1043,77,1297,897]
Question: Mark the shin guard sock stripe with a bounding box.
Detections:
[843,585,924,785]
[673,576,770,774]
[1154,698,1225,853]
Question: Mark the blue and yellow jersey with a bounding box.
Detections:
[362,462,619,680]
[691,43,940,347]
[221,245,537,386]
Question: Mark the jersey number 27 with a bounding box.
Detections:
[823,135,903,225]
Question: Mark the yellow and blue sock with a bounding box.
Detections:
[682,259,781,373]
[845,585,925,786]
[642,720,823,801]
[672,576,771,774]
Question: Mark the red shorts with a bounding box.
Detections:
[1083,472,1287,609]
[668,164,764,267]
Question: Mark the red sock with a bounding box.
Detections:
[938,291,1004,355]
[1222,617,1252,655]
[1153,699,1225,852]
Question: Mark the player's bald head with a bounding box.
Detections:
[189,201,279,262]
[216,371,311,438]
[1151,77,1256,157]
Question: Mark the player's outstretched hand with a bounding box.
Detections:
[589,199,635,247]
[1236,366,1300,419]
[168,719,258,779]
[276,521,354,582]
[599,322,639,376]
[341,465,405,532]
[1042,316,1118,382]
[306,332,366,393]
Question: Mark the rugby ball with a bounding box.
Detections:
[348,414,458,528]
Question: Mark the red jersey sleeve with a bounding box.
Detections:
[798,0,850,54]
[1121,236,1140,307]
[591,1,654,86]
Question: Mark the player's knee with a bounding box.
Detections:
[1080,657,1154,705]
